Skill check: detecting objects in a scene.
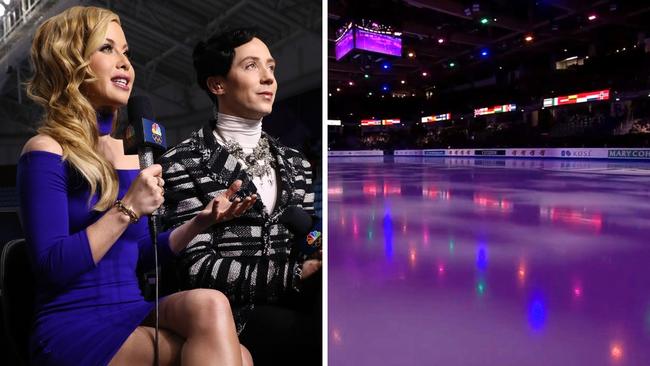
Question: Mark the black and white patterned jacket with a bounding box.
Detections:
[159,120,314,331]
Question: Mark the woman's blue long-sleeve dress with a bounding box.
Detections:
[17,151,174,366]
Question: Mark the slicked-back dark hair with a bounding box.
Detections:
[192,27,258,107]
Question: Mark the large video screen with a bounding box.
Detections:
[543,89,610,108]
[355,29,401,57]
[335,28,355,60]
[335,24,402,60]
[474,104,517,117]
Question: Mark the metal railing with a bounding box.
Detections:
[1,0,42,45]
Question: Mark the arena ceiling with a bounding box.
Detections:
[328,0,650,99]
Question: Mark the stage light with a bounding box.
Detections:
[421,71,428,76]
[480,17,489,25]
[407,51,415,58]
[401,80,405,84]
[364,74,369,79]
[328,93,332,97]
[336,87,341,92]
[449,62,456,68]
[382,62,391,70]
[348,81,354,86]
[382,84,389,91]
[480,49,489,57]
[525,35,534,42]
[437,38,445,44]
[588,14,597,21]
[368,92,373,96]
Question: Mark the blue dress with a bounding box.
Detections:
[17,151,174,366]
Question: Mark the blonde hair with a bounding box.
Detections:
[27,6,122,211]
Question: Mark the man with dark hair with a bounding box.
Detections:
[159,28,321,365]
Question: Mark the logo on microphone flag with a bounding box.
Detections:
[307,230,321,246]
[151,123,163,144]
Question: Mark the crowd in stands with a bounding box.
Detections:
[329,99,650,150]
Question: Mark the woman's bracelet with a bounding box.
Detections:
[114,200,139,223]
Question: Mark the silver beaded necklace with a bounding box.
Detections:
[219,132,276,183]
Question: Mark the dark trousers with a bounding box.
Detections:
[239,270,322,366]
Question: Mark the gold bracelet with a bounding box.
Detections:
[114,200,139,223]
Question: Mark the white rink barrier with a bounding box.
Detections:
[392,148,650,160]
[328,150,384,157]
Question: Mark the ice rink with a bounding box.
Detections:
[329,156,650,366]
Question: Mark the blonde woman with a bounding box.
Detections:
[17,6,255,366]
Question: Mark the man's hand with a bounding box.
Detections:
[194,180,257,230]
[301,259,322,280]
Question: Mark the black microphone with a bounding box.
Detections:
[124,96,167,165]
[280,206,321,256]
[124,95,166,366]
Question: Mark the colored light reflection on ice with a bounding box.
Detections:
[473,192,513,213]
[409,248,417,268]
[476,278,487,296]
[449,238,455,255]
[331,328,342,345]
[572,278,583,299]
[437,263,445,275]
[539,206,603,232]
[573,286,582,298]
[517,262,527,284]
[383,209,393,260]
[476,244,488,271]
[528,295,547,331]
[328,186,343,195]
[610,343,623,361]
[422,185,450,201]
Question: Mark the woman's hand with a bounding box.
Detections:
[121,164,165,217]
[193,180,257,231]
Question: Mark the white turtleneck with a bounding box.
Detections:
[213,112,277,214]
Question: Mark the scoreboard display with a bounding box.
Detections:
[421,113,451,123]
[474,104,517,117]
[543,89,610,107]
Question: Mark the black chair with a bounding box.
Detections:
[0,239,34,365]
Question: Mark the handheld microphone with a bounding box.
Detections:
[279,206,321,256]
[124,96,167,170]
[125,95,166,366]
